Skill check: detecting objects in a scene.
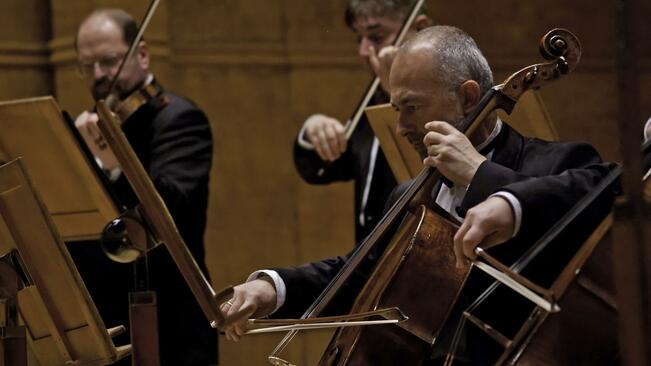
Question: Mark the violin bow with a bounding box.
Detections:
[106,0,160,99]
[342,0,426,140]
[301,0,426,150]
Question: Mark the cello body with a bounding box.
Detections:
[320,205,468,365]
[501,229,618,365]
[444,170,620,365]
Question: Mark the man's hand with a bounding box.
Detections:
[303,114,347,162]
[219,277,277,342]
[422,121,486,187]
[453,196,515,268]
[74,110,120,170]
[368,45,398,93]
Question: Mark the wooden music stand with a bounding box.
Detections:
[0,158,130,365]
[0,96,120,241]
[364,104,422,183]
[95,101,240,330]
[366,90,559,182]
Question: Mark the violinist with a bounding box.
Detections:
[294,0,432,242]
[67,8,217,365]
[221,26,615,360]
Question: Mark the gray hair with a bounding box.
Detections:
[402,25,493,95]
[345,0,428,28]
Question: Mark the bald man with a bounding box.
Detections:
[217,25,614,364]
[68,8,217,365]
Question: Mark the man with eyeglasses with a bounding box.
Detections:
[67,8,217,366]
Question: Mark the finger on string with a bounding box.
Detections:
[423,131,444,146]
[425,121,456,134]
[422,156,438,168]
[426,144,441,158]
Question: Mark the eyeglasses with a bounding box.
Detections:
[77,54,125,77]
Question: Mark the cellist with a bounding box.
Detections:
[221,26,615,362]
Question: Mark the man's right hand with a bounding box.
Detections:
[220,277,278,342]
[303,114,347,162]
[74,110,120,170]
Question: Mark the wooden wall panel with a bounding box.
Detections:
[0,0,52,99]
[433,0,651,162]
[0,0,648,365]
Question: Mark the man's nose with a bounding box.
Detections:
[396,116,410,137]
[93,62,107,80]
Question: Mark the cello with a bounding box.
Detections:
[266,28,583,366]
[440,165,619,365]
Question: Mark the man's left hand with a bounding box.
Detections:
[453,196,515,268]
[422,121,486,187]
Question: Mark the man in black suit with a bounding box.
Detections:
[68,8,216,365]
[294,0,432,242]
[220,26,614,360]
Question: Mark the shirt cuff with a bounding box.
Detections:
[296,121,315,150]
[108,167,122,182]
[246,270,286,314]
[489,191,522,238]
[94,157,122,182]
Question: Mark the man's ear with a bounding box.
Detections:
[458,80,481,114]
[137,40,150,70]
[412,15,433,31]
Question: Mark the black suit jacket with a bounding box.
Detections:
[274,123,614,319]
[69,88,217,366]
[294,111,398,243]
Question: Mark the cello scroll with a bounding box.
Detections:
[501,28,580,103]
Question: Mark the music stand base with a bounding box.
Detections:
[129,291,160,366]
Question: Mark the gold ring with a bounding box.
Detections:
[226,300,234,306]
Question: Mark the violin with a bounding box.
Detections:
[267,28,583,366]
[76,0,166,163]
[75,76,167,172]
[106,76,167,123]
